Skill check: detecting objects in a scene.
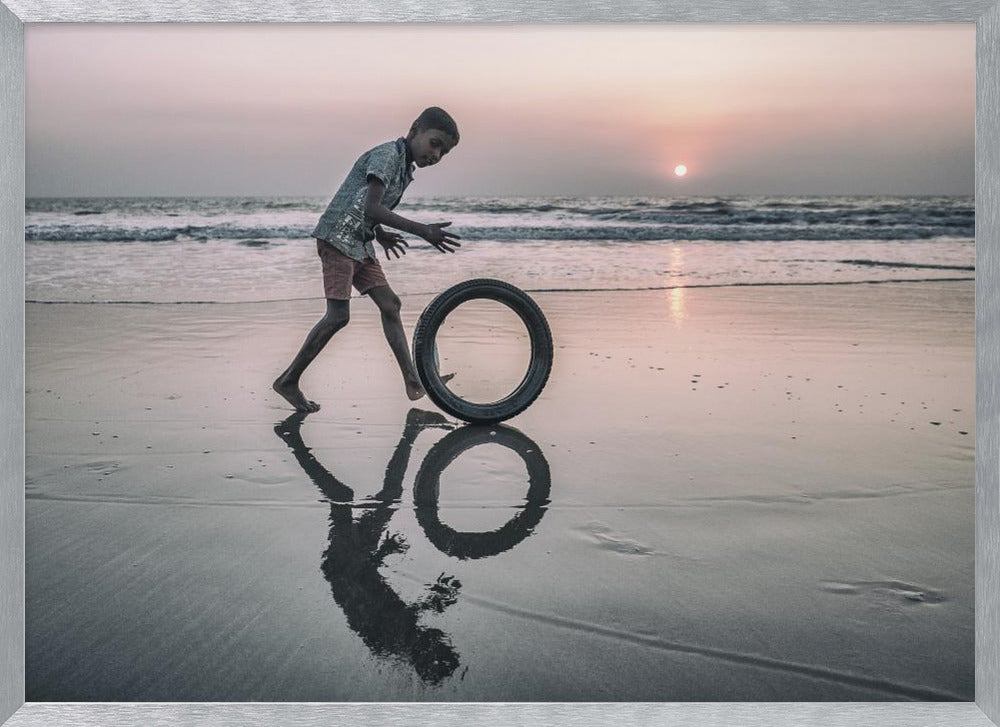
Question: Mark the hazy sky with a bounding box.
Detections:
[26,24,974,198]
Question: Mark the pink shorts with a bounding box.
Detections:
[316,239,388,300]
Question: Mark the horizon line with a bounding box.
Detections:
[24,192,977,201]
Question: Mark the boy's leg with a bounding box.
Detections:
[273,298,350,412]
[367,285,426,401]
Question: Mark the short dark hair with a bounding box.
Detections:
[412,107,459,143]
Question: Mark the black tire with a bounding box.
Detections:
[413,424,551,560]
[412,279,553,424]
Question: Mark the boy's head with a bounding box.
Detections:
[406,107,459,169]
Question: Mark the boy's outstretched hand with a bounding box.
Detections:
[376,226,410,259]
[421,222,462,253]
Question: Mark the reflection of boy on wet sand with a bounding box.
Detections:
[274,408,461,685]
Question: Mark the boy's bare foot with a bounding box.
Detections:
[273,377,320,413]
[405,372,455,401]
[406,380,426,401]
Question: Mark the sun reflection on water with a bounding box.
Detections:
[667,246,688,324]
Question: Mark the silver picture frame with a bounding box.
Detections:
[2,2,998,725]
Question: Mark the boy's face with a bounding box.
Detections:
[408,128,458,168]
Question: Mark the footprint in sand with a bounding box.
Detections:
[577,521,656,557]
[819,580,946,606]
[80,460,121,473]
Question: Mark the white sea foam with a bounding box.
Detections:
[25,196,975,303]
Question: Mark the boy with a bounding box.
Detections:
[273,107,461,413]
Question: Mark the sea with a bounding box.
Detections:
[25,196,975,304]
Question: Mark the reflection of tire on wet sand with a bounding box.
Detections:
[413,279,553,424]
[414,423,552,560]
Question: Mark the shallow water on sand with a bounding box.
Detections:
[25,282,973,701]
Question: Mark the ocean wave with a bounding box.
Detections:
[408,200,571,215]
[25,224,307,243]
[568,207,973,228]
[25,195,975,243]
[457,224,973,242]
[26,222,974,244]
[406,194,972,214]
[356,197,975,236]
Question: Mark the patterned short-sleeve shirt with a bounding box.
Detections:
[312,137,415,261]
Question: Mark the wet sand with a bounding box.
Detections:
[25,281,973,701]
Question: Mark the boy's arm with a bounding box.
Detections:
[364,178,461,253]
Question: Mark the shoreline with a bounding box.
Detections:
[24,274,978,306]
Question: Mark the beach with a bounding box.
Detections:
[25,279,974,701]
[20,18,978,707]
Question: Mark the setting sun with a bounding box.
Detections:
[674,164,688,177]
